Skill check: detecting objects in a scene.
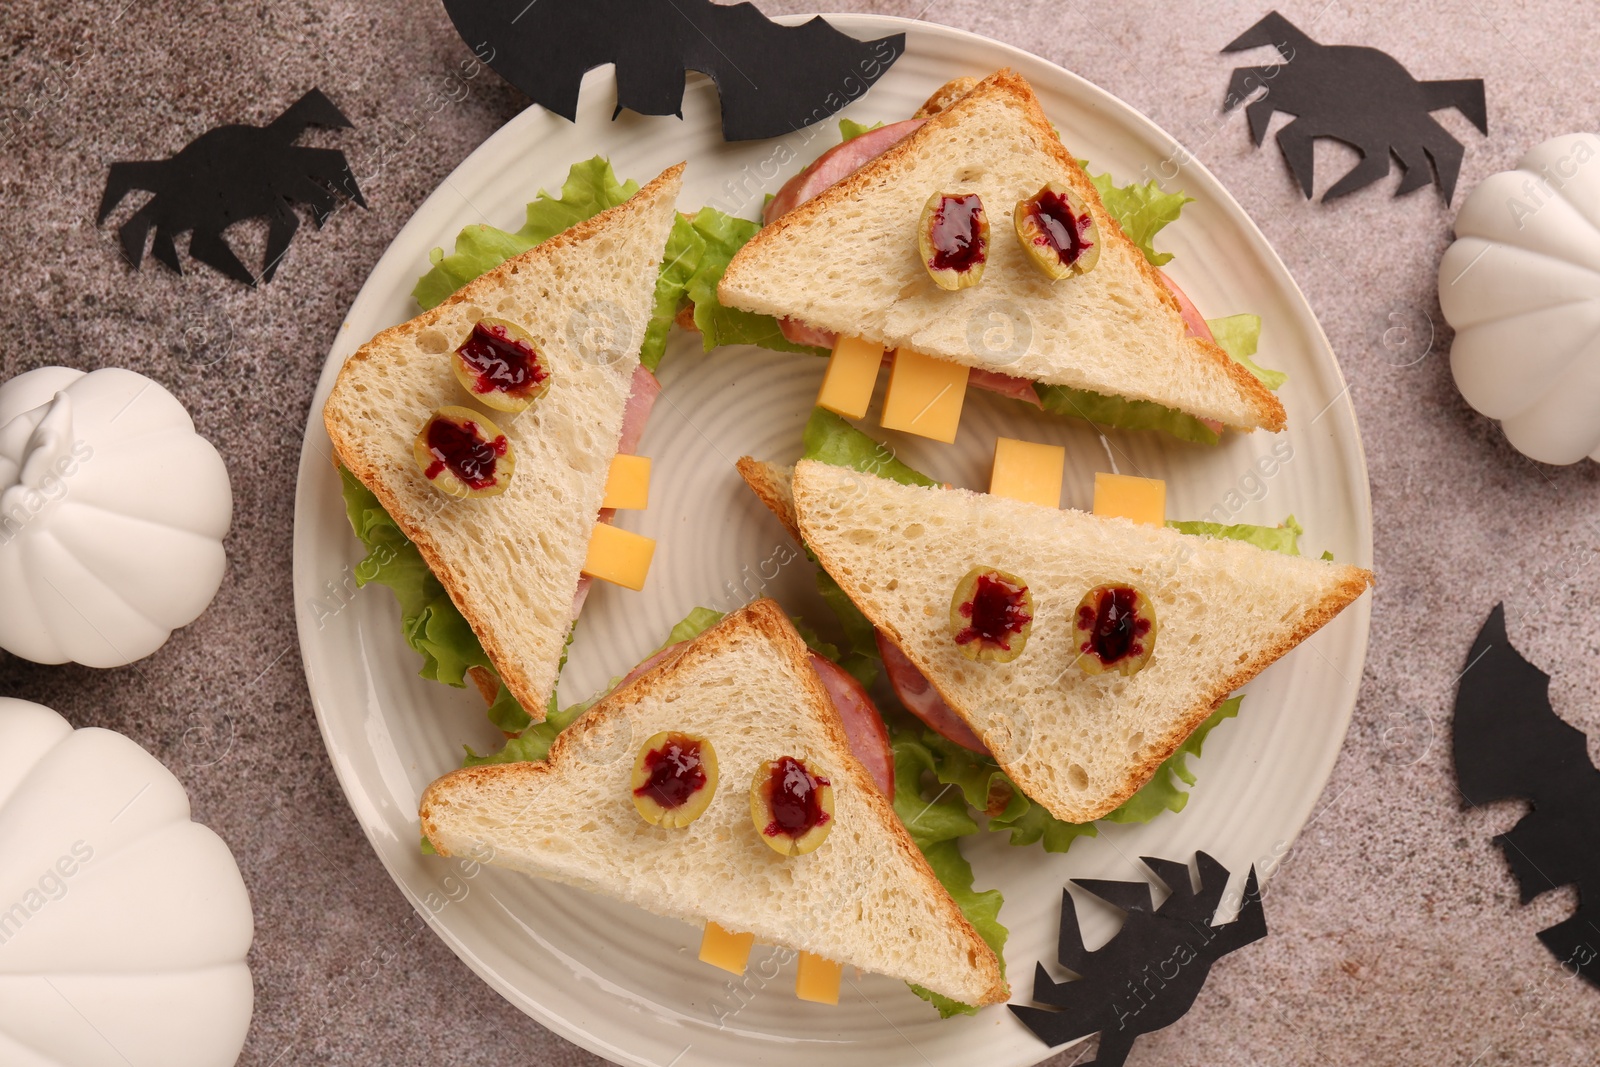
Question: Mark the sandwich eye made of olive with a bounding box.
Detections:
[1072,583,1157,676]
[750,756,834,856]
[451,317,551,413]
[413,406,515,499]
[918,192,989,290]
[631,732,718,828]
[949,566,1034,662]
[1014,183,1101,280]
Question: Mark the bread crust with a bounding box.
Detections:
[720,69,1286,433]
[790,461,1371,823]
[419,598,1009,1006]
[735,457,801,542]
[324,164,685,720]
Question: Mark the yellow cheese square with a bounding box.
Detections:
[817,335,885,420]
[1093,472,1167,527]
[581,523,656,590]
[601,454,651,510]
[698,921,754,976]
[795,951,842,1005]
[880,348,969,444]
[990,437,1065,509]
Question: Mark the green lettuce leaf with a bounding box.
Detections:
[1169,515,1303,556]
[1034,383,1223,445]
[839,117,883,142]
[413,157,640,311]
[1082,164,1193,267]
[889,720,1007,1017]
[684,209,826,355]
[660,606,725,647]
[643,213,707,372]
[801,408,938,487]
[338,467,519,703]
[1100,697,1243,823]
[1207,313,1285,390]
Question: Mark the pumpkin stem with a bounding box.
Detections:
[0,392,77,521]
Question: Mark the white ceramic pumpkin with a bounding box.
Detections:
[0,367,232,666]
[0,697,254,1066]
[1440,133,1600,464]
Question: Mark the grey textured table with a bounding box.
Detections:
[4,0,1599,1063]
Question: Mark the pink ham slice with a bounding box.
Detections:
[778,316,839,350]
[968,368,1043,408]
[876,632,989,754]
[1156,270,1225,434]
[575,366,661,621]
[808,652,895,796]
[617,364,661,455]
[1158,269,1215,343]
[617,640,685,690]
[764,119,926,225]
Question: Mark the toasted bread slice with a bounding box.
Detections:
[420,599,1008,1007]
[718,70,1284,432]
[324,165,684,719]
[790,460,1371,823]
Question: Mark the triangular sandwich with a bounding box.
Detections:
[718,71,1284,432]
[789,459,1370,823]
[420,598,1009,1007]
[324,164,684,719]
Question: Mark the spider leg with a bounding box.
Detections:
[1273,117,1319,198]
[1244,96,1279,146]
[260,198,301,284]
[1322,138,1397,201]
[115,205,154,269]
[97,160,166,223]
[151,224,182,274]
[1223,65,1274,113]
[1391,139,1436,197]
[1421,121,1467,202]
[294,146,367,209]
[291,177,340,226]
[189,226,257,286]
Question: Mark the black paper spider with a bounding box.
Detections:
[97,88,365,286]
[1222,11,1487,201]
[1010,852,1267,1066]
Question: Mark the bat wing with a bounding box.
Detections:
[441,0,903,142]
[1453,604,1594,807]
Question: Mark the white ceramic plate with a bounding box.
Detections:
[293,15,1372,1067]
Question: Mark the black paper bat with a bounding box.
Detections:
[97,88,365,286]
[1222,11,1486,201]
[1010,852,1267,1066]
[1454,604,1600,985]
[440,0,904,142]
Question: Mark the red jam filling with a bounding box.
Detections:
[927,194,986,273]
[763,757,830,838]
[633,735,708,810]
[456,321,547,398]
[1077,585,1151,665]
[954,572,1033,651]
[1024,189,1095,267]
[422,416,508,490]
